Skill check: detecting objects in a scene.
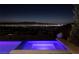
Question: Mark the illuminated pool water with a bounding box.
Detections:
[0,40,69,53]
[0,41,21,54]
[22,40,68,50]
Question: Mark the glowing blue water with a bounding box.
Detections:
[22,41,68,50]
[0,40,68,53]
[0,41,21,54]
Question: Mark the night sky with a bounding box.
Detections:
[0,4,73,24]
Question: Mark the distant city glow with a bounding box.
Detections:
[0,24,63,27]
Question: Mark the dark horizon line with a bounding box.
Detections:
[0,21,73,25]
